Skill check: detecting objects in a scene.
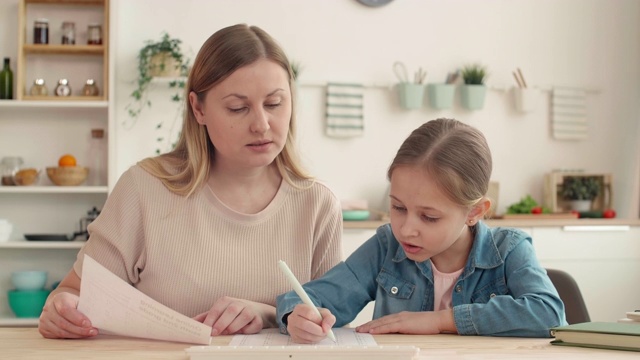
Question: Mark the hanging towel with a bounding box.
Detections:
[325,82,364,138]
[551,87,588,140]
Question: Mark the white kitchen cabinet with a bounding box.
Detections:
[0,0,112,327]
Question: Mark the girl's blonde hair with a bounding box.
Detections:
[388,118,492,207]
[139,24,311,197]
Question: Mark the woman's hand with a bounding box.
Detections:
[193,296,276,336]
[286,304,336,344]
[355,309,456,335]
[38,291,98,339]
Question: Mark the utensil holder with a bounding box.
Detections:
[460,85,487,110]
[397,83,425,110]
[427,83,455,109]
[513,87,538,113]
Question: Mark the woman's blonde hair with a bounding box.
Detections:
[139,24,311,197]
[387,118,492,208]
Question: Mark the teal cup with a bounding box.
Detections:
[8,289,50,318]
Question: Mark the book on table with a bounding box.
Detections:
[551,321,640,352]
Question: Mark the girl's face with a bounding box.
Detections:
[189,58,292,171]
[389,165,478,264]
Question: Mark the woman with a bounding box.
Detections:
[39,24,343,339]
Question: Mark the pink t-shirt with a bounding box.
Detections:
[431,262,464,311]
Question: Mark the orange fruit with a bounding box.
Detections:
[58,154,77,167]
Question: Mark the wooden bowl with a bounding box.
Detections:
[46,166,89,186]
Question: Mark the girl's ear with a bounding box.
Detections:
[189,91,206,125]
[467,198,492,223]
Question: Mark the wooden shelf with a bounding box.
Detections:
[21,95,105,102]
[25,0,103,4]
[23,44,104,55]
[0,99,107,107]
[0,186,108,194]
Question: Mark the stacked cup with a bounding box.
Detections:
[0,219,12,242]
[7,271,50,318]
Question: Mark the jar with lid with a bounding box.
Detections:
[87,24,102,45]
[1,156,24,186]
[30,78,48,96]
[54,79,71,97]
[33,19,49,44]
[61,21,76,45]
[82,79,99,96]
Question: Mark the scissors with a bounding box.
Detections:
[393,61,409,83]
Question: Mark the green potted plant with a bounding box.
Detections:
[460,63,487,110]
[125,32,190,154]
[561,176,601,211]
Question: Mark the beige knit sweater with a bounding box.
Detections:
[73,165,343,317]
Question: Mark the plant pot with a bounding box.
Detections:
[148,52,181,77]
[569,200,592,212]
[460,84,487,110]
[513,88,538,113]
[396,83,425,110]
[427,83,455,110]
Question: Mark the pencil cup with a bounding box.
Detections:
[513,88,538,113]
[460,85,487,110]
[397,83,425,110]
[427,83,455,110]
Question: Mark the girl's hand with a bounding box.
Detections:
[355,309,456,335]
[286,304,336,344]
[193,296,275,336]
[38,292,98,339]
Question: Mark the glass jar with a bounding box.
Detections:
[61,21,76,45]
[54,79,71,97]
[1,156,24,186]
[87,24,102,45]
[82,79,99,96]
[30,78,48,96]
[33,19,49,44]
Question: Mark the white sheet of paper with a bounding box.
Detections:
[229,328,377,346]
[78,254,211,345]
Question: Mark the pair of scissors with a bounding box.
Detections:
[393,61,409,83]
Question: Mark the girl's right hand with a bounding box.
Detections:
[286,304,336,344]
[38,291,98,339]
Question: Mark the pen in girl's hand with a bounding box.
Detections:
[278,260,337,342]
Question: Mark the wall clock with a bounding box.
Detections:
[356,0,394,7]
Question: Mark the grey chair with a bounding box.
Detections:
[546,268,591,324]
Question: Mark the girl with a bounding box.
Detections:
[277,118,566,343]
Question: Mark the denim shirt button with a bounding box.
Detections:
[490,293,496,298]
[391,286,399,295]
[455,285,462,293]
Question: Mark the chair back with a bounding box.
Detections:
[546,268,591,324]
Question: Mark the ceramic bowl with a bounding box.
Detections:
[7,289,50,318]
[11,270,48,291]
[46,166,89,186]
[342,210,370,221]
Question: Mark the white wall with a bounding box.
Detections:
[50,0,636,218]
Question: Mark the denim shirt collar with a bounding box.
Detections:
[392,220,503,277]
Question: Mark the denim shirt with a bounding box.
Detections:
[276,221,567,337]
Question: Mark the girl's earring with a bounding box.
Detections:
[467,220,476,226]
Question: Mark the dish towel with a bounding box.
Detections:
[325,82,364,138]
[551,87,588,140]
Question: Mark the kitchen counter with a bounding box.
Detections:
[344,218,640,229]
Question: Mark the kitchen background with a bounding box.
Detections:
[2,0,639,217]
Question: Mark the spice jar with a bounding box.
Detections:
[87,24,102,45]
[1,157,24,186]
[82,79,99,96]
[30,78,48,96]
[61,21,76,44]
[34,19,49,44]
[54,79,72,97]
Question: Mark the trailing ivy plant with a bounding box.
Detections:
[125,32,191,154]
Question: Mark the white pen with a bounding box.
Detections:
[278,260,337,343]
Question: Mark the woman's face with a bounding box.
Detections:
[189,58,292,171]
[389,165,474,263]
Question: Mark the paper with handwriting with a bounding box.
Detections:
[78,254,211,345]
[229,328,377,346]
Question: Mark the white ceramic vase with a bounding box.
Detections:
[570,200,592,212]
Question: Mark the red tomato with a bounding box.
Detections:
[570,210,581,218]
[603,209,616,218]
[531,206,542,214]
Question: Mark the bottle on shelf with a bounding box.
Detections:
[0,57,13,100]
[87,24,102,45]
[29,79,48,96]
[87,129,107,186]
[33,19,49,45]
[61,21,76,45]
